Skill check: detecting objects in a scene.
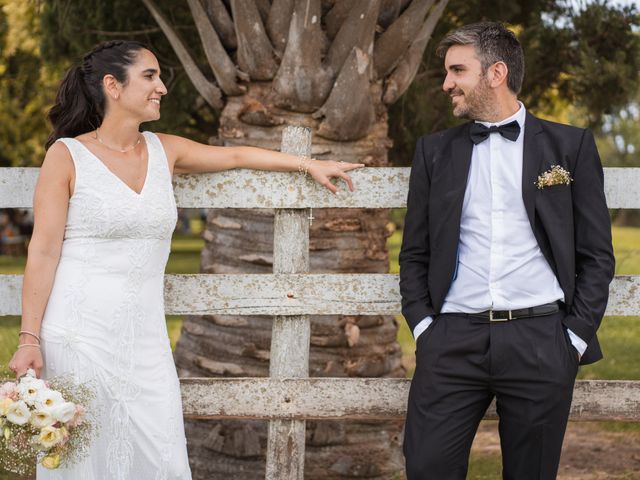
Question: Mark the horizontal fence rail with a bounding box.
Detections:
[0,274,639,316]
[1,167,640,209]
[179,378,640,422]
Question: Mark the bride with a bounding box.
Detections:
[7,40,361,479]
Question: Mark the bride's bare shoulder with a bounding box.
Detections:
[153,132,181,170]
[44,140,73,165]
[40,140,76,195]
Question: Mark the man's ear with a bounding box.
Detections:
[489,61,509,89]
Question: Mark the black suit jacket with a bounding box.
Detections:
[399,112,615,365]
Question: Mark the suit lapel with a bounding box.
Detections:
[522,112,544,231]
[451,123,474,197]
[450,124,473,224]
[444,125,473,291]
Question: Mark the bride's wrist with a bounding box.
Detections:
[305,158,320,176]
[18,330,41,345]
[297,156,321,177]
[297,156,310,176]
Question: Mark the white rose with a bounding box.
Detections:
[35,389,64,411]
[6,400,31,425]
[51,402,76,423]
[16,378,46,406]
[38,425,66,449]
[31,409,56,429]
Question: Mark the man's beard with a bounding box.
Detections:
[450,76,495,121]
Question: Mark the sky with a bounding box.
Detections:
[571,0,638,9]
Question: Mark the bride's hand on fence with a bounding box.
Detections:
[308,160,364,194]
[8,346,43,379]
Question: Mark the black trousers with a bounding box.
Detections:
[403,311,579,480]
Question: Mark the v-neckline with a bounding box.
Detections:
[74,133,150,196]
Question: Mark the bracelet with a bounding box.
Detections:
[297,156,311,176]
[19,330,41,343]
[17,343,41,349]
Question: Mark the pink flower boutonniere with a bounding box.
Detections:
[535,165,573,190]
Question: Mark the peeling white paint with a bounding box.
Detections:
[180,378,640,421]
[2,167,638,209]
[0,274,637,316]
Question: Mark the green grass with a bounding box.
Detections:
[0,316,20,378]
[166,234,204,274]
[468,452,503,479]
[0,254,26,273]
[165,234,204,348]
[612,226,640,275]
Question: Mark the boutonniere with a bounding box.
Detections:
[535,165,573,190]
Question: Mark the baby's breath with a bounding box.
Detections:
[535,165,573,190]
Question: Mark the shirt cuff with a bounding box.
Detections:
[413,316,433,341]
[567,328,588,358]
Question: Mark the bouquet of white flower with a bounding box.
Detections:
[0,369,96,475]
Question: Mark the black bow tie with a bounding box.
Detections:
[469,120,521,145]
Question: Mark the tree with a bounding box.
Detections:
[387,0,640,165]
[39,0,218,144]
[36,1,640,478]
[0,0,59,166]
[594,86,640,226]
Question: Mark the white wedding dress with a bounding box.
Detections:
[37,132,191,479]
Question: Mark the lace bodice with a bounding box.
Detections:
[57,132,177,241]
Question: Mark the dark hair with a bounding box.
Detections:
[46,40,148,149]
[436,22,524,95]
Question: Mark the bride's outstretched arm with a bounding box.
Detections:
[8,142,73,378]
[157,133,364,194]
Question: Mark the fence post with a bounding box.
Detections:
[265,126,312,479]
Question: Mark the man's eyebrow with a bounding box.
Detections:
[446,64,466,71]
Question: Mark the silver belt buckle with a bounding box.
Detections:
[489,309,512,322]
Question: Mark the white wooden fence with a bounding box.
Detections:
[1,126,639,479]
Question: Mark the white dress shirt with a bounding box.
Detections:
[413,103,587,357]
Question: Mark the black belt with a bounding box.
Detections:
[450,301,563,322]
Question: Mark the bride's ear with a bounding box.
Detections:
[102,74,121,101]
[488,61,509,90]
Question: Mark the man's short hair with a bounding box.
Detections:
[437,22,525,95]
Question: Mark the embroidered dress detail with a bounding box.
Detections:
[37,132,190,479]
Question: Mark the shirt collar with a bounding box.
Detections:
[476,101,526,129]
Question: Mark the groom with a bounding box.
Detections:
[399,22,615,479]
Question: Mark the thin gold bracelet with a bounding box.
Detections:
[17,343,41,349]
[298,156,312,176]
[19,330,41,343]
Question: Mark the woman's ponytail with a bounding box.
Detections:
[46,65,100,149]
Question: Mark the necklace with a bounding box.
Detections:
[95,128,141,153]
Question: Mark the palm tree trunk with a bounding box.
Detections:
[174,83,405,479]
